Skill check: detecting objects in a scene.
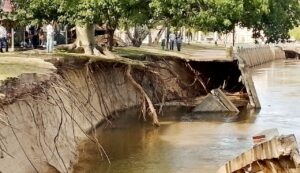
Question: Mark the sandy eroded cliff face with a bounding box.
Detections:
[0,55,245,173]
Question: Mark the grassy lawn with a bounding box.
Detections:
[0,56,56,83]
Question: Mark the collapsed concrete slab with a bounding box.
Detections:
[193,93,228,112]
[218,132,300,173]
[211,89,240,113]
[235,54,261,109]
[239,66,261,109]
[252,128,279,145]
[234,45,288,109]
[193,89,239,113]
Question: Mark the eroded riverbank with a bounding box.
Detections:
[0,51,247,173]
[74,59,300,173]
[0,45,288,173]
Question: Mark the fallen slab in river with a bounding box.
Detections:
[234,46,287,109]
[218,132,300,173]
[193,89,239,113]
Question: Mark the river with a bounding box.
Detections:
[73,59,300,173]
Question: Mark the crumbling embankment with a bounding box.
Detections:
[234,46,286,108]
[0,53,247,173]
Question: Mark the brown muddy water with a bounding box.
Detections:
[74,59,300,173]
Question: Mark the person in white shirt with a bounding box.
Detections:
[0,22,7,53]
[169,32,176,50]
[46,22,54,53]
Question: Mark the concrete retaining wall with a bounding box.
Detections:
[236,46,286,67]
[234,45,286,109]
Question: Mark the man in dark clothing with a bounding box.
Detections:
[176,36,183,51]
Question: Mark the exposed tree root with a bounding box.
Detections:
[2,109,39,173]
[148,59,204,94]
[56,43,105,55]
[125,65,160,126]
[185,62,209,93]
[50,80,111,165]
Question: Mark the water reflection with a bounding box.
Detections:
[74,60,300,173]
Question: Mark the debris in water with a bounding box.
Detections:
[218,129,300,173]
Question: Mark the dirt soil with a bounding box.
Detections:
[0,50,247,173]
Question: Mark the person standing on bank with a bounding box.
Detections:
[161,38,166,50]
[176,35,182,51]
[169,32,176,50]
[0,22,8,53]
[46,22,54,53]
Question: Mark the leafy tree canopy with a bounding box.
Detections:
[259,0,300,43]
[12,0,300,44]
[151,0,300,43]
[14,0,150,27]
[13,0,62,25]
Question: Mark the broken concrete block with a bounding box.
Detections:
[193,89,239,113]
[237,61,261,109]
[252,128,279,145]
[211,89,239,113]
[193,93,229,112]
[218,132,300,173]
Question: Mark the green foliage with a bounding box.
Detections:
[151,0,300,43]
[150,0,197,27]
[261,0,300,43]
[198,0,243,33]
[14,0,62,25]
[14,0,151,29]
[150,0,242,31]
[12,0,300,44]
[59,0,152,29]
[56,0,104,26]
[122,0,152,26]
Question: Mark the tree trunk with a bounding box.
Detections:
[107,29,115,51]
[232,26,235,47]
[153,27,165,45]
[148,30,152,46]
[132,26,142,47]
[126,25,149,47]
[126,26,135,45]
[166,27,170,50]
[126,26,139,47]
[55,23,104,55]
[75,24,95,55]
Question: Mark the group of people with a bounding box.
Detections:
[23,22,54,53]
[0,21,55,53]
[161,32,183,51]
[23,25,42,49]
[0,22,8,53]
